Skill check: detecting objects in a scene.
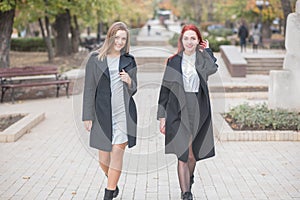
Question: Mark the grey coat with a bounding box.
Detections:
[82,52,137,151]
[157,48,218,162]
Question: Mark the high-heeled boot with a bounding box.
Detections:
[112,186,119,198]
[190,175,194,189]
[182,191,193,200]
[105,175,119,198]
[103,188,114,200]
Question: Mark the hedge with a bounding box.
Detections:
[10,38,53,52]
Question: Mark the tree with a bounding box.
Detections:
[0,1,16,68]
[280,0,292,35]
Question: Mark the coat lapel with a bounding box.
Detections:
[119,54,131,72]
[95,57,110,78]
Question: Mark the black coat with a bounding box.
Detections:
[157,49,217,162]
[82,52,137,151]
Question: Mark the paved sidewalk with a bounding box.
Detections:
[0,70,300,200]
[1,19,299,200]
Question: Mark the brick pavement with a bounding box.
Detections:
[1,19,299,200]
[0,74,300,199]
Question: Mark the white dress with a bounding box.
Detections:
[107,56,128,144]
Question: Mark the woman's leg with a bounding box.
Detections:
[188,145,196,176]
[107,142,127,190]
[99,150,110,176]
[178,159,190,193]
[188,145,196,189]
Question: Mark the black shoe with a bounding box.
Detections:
[182,192,193,200]
[112,186,119,198]
[105,175,119,198]
[190,175,194,189]
[103,188,114,200]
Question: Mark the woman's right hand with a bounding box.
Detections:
[159,118,166,135]
[84,120,92,132]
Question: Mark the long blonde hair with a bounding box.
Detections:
[98,22,130,60]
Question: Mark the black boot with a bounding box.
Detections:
[112,186,119,198]
[105,175,119,198]
[190,175,194,189]
[103,188,114,200]
[182,192,193,200]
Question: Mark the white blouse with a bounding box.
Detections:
[182,52,200,92]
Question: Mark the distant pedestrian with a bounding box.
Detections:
[82,22,137,200]
[238,21,249,52]
[147,24,151,36]
[252,24,260,53]
[157,24,218,200]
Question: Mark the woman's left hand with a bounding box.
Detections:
[199,39,209,51]
[120,69,132,87]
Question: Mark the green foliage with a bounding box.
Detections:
[11,38,53,52]
[207,28,234,37]
[206,35,231,52]
[224,103,300,131]
[0,0,16,11]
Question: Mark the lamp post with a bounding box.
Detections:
[256,0,269,46]
[256,0,269,23]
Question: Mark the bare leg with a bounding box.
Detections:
[98,150,110,176]
[107,142,127,190]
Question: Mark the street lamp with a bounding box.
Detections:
[256,0,269,23]
[256,0,269,46]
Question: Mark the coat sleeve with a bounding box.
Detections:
[126,57,137,97]
[157,59,171,119]
[203,48,218,79]
[82,55,97,121]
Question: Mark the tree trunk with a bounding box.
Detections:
[53,12,71,56]
[207,0,214,22]
[0,8,15,68]
[280,0,292,36]
[38,17,54,62]
[70,15,80,53]
[97,22,102,44]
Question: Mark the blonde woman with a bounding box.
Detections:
[82,22,137,200]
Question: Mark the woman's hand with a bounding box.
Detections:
[159,118,166,135]
[120,69,132,87]
[84,120,92,132]
[199,39,209,51]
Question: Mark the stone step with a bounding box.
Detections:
[131,46,174,72]
[136,40,169,46]
[245,57,284,74]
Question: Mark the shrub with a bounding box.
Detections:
[11,37,53,52]
[207,28,234,37]
[208,38,231,52]
[224,103,300,131]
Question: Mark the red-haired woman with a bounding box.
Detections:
[157,24,218,200]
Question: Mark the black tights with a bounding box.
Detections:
[178,145,196,193]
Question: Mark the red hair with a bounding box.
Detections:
[177,24,203,53]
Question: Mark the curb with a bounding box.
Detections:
[0,112,45,142]
[214,114,300,141]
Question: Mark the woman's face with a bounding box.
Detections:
[113,30,127,52]
[182,30,199,54]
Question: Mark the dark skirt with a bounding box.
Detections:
[178,92,199,162]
